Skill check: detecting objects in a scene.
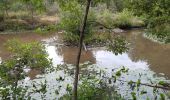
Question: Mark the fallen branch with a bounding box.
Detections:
[117,79,170,90]
[83,42,87,51]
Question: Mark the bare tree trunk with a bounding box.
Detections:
[4,1,9,18]
[31,6,34,29]
[72,0,92,100]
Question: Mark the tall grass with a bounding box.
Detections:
[113,9,145,29]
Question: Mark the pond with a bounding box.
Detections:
[0,29,170,99]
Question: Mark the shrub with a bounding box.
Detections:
[146,15,170,43]
[113,9,133,28]
[147,23,170,43]
[95,7,145,29]
[96,8,115,28]
[0,39,52,99]
[57,1,95,43]
[5,39,52,69]
[60,78,124,100]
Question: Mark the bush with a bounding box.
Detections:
[57,1,95,43]
[58,1,83,35]
[34,24,59,34]
[95,9,144,29]
[0,39,52,99]
[113,9,144,29]
[146,15,170,43]
[96,8,115,28]
[147,23,170,43]
[60,78,124,100]
[5,39,52,69]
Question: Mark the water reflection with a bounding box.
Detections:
[124,29,170,78]
[0,30,170,99]
[93,50,149,70]
[46,45,96,66]
[0,29,169,79]
[61,47,96,64]
[46,45,63,66]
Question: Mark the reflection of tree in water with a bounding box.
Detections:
[57,46,96,64]
[28,68,42,80]
[28,45,96,80]
[126,30,170,79]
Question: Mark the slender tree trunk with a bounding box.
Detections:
[28,3,34,29]
[31,7,34,28]
[72,0,92,100]
[4,1,8,18]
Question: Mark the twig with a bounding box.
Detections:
[117,79,170,90]
[83,42,87,51]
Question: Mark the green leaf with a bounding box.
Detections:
[116,70,121,77]
[131,92,136,100]
[160,93,165,100]
[140,90,147,95]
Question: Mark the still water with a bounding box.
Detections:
[0,29,170,99]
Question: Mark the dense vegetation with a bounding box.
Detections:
[0,40,52,99]
[0,0,168,43]
[0,0,170,100]
[124,0,170,43]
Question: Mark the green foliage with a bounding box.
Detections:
[0,0,11,14]
[57,0,144,44]
[158,81,170,87]
[96,8,115,28]
[34,25,59,34]
[131,92,136,100]
[57,0,95,43]
[95,8,144,29]
[60,78,124,100]
[147,23,170,43]
[108,36,129,55]
[57,0,83,34]
[114,9,144,29]
[140,90,147,95]
[20,0,46,13]
[5,39,51,68]
[136,79,141,87]
[115,9,133,28]
[0,39,51,99]
[160,93,165,100]
[125,0,170,43]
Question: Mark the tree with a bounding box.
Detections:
[0,0,12,19]
[19,0,46,27]
[0,40,52,99]
[124,0,170,43]
[73,0,92,100]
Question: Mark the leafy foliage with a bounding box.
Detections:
[5,39,51,68]
[114,9,144,29]
[19,0,46,13]
[60,77,124,100]
[0,39,51,99]
[108,36,129,55]
[125,0,170,43]
[57,0,95,43]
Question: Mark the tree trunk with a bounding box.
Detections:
[31,7,34,29]
[72,0,92,100]
[4,1,9,18]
